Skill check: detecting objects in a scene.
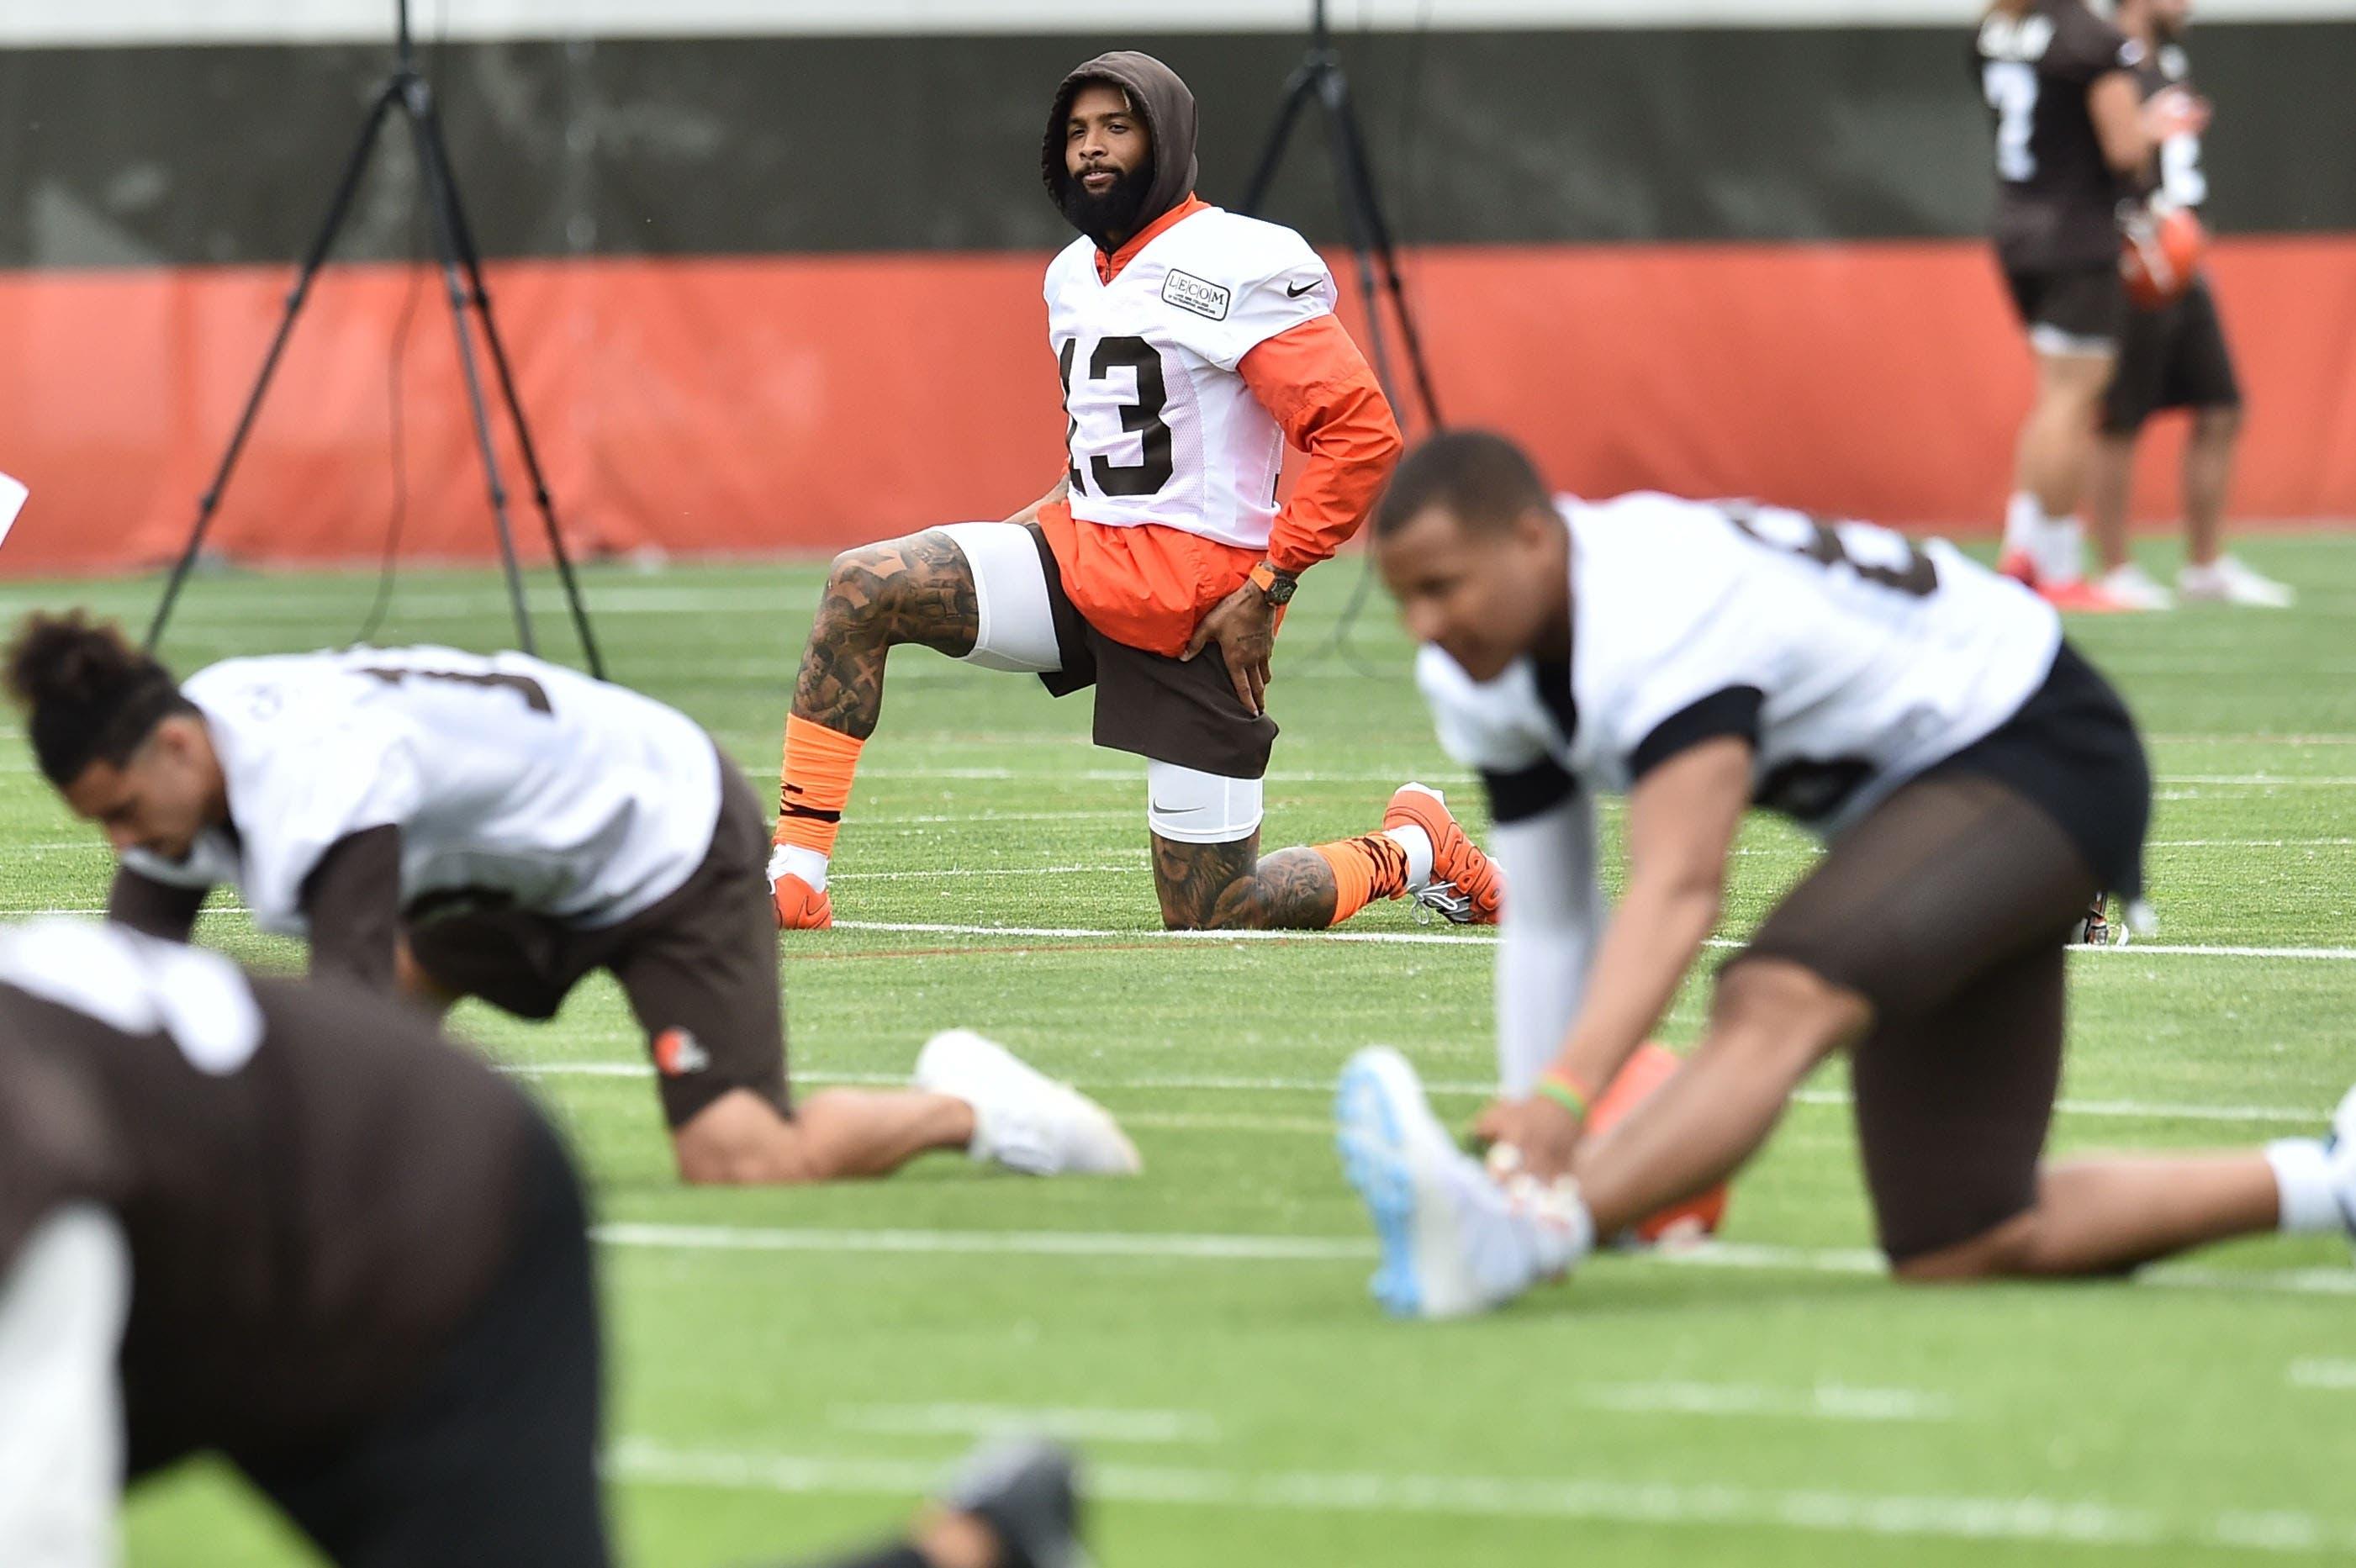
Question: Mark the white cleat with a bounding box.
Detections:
[2179,554,2295,609]
[1333,1045,1545,1319]
[2095,562,2176,611]
[915,1030,1141,1177]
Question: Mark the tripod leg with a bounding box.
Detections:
[1308,68,1402,416]
[1320,70,1444,430]
[400,82,538,656]
[415,103,605,679]
[146,82,404,653]
[1240,64,1323,216]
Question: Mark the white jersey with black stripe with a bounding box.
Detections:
[1418,493,2062,834]
[122,647,722,937]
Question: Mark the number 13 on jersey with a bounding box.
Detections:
[1058,335,1176,499]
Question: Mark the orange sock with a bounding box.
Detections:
[775,714,864,856]
[1312,833,1411,926]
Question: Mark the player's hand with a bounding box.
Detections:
[2143,87,2210,140]
[1183,583,1276,715]
[1473,1094,1583,1183]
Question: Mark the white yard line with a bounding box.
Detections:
[830,863,1142,882]
[589,1222,2355,1298]
[829,1402,1222,1444]
[2155,775,2356,787]
[2287,1359,2356,1391]
[501,1063,2326,1126]
[2146,838,2356,848]
[2147,735,2356,747]
[605,1439,2355,1554]
[832,917,2356,962]
[1576,1381,1953,1423]
[781,765,2356,787]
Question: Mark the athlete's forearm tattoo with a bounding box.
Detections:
[790,532,982,738]
[1153,837,1339,931]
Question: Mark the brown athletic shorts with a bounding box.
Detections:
[1022,524,1279,780]
[1734,647,2151,1264]
[404,744,788,1129]
[2100,277,2242,436]
[2003,262,2127,352]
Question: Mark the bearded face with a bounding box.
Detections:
[1060,159,1154,249]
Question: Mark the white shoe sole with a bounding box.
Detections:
[1334,1046,1497,1319]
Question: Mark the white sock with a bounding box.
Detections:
[1523,1184,1596,1275]
[2037,515,2087,586]
[2003,491,2046,556]
[767,842,830,893]
[1489,1157,1597,1274]
[1382,823,1436,890]
[2265,1139,2343,1235]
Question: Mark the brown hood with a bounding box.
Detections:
[1041,50,1199,241]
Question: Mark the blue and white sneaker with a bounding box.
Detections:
[1334,1046,1545,1319]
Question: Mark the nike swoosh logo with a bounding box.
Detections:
[1150,802,1202,816]
[1286,280,1318,298]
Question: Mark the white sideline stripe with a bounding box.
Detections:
[831,917,2356,962]
[1577,1381,1952,1423]
[589,1222,2356,1297]
[500,1063,2325,1126]
[832,863,1141,882]
[835,917,1486,947]
[605,1440,2356,1554]
[2288,1359,2356,1391]
[830,1402,1221,1445]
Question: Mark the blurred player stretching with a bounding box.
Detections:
[768,51,1503,935]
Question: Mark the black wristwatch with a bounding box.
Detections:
[1247,562,1298,607]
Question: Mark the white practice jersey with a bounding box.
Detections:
[1418,494,2063,836]
[122,647,722,937]
[1046,205,1336,551]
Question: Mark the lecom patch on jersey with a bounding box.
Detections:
[1161,270,1231,321]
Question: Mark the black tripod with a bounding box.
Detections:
[1240,0,1443,430]
[145,0,604,678]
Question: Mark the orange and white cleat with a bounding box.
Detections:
[770,872,834,931]
[2037,577,2135,615]
[1995,547,2040,589]
[1385,783,1503,926]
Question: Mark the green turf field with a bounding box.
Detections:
[5,534,2352,1565]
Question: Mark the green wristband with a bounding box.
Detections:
[1535,1075,1589,1123]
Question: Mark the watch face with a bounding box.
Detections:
[1265,576,1297,604]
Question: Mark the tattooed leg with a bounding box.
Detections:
[1153,834,1342,932]
[791,531,982,739]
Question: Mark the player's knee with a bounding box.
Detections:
[1891,1212,2042,1282]
[816,543,914,633]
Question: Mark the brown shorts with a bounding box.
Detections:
[2100,277,2242,436]
[2004,262,2127,351]
[404,745,788,1129]
[1735,773,2102,1264]
[1022,524,1279,780]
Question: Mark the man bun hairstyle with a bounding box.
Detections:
[1373,430,1552,540]
[5,611,193,785]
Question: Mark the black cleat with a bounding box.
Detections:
[938,1438,1088,1568]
